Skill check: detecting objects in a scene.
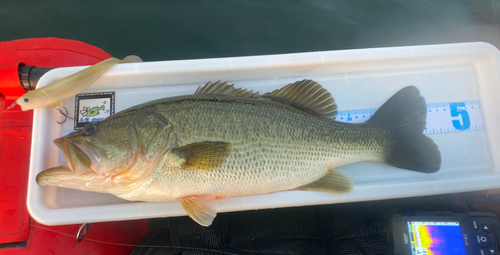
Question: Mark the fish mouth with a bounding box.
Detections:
[36,165,111,192]
[36,137,96,189]
[54,137,92,175]
[38,135,143,193]
[36,165,74,186]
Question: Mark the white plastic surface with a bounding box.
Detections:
[28,42,500,225]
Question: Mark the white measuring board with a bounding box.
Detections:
[334,101,484,134]
[30,43,500,227]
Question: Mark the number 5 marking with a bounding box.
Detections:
[449,102,470,130]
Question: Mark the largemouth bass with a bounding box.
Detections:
[36,80,441,226]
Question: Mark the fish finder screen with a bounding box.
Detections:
[407,221,467,255]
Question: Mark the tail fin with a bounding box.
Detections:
[368,86,441,173]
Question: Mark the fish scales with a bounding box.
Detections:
[117,95,388,201]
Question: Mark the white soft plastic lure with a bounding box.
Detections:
[7,55,142,111]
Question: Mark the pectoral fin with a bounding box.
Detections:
[295,170,352,193]
[178,195,217,227]
[172,141,231,171]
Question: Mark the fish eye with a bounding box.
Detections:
[83,123,97,135]
[24,97,30,103]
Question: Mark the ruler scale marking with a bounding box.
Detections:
[334,100,484,134]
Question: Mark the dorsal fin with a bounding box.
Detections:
[195,81,260,98]
[262,80,337,119]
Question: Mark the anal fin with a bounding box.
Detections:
[295,170,352,193]
[178,195,217,227]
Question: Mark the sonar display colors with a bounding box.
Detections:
[408,221,466,255]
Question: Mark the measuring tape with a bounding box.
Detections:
[334,100,484,134]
